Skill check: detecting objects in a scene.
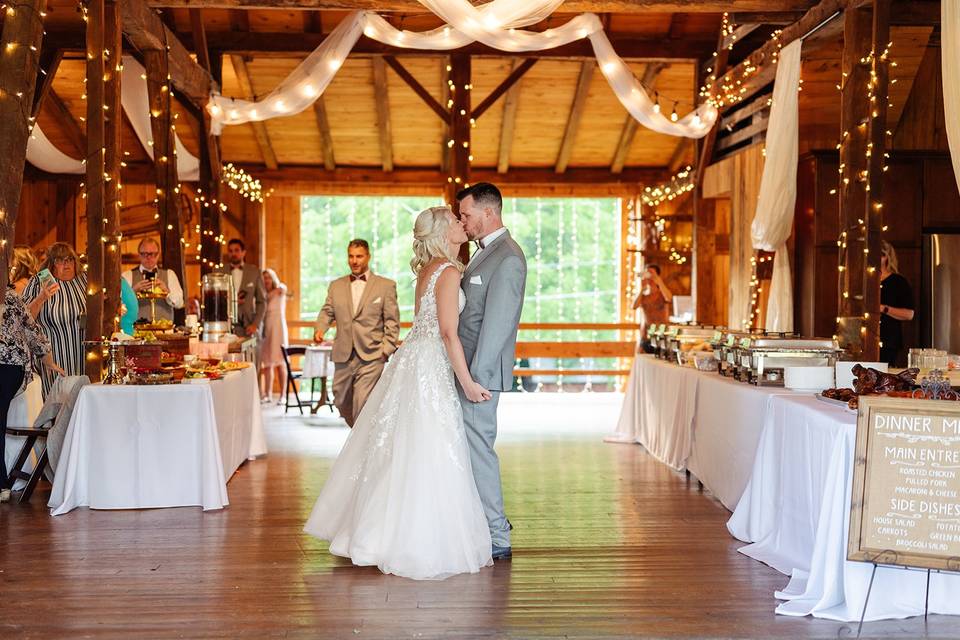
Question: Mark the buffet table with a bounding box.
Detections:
[728,394,960,621]
[609,355,800,508]
[48,366,267,515]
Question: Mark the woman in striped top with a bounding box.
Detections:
[22,242,88,397]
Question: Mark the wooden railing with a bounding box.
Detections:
[287,320,639,378]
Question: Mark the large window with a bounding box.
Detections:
[300,196,621,335]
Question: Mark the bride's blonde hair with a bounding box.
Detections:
[410,205,464,275]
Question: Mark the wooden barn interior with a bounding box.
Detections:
[1,0,959,637]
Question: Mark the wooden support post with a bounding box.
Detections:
[445,53,471,262]
[102,1,123,341]
[145,48,186,321]
[0,0,47,295]
[84,0,106,378]
[837,1,889,359]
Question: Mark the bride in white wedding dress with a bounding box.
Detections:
[304,205,494,580]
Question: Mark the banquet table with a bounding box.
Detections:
[48,365,267,515]
[609,355,800,508]
[728,394,960,621]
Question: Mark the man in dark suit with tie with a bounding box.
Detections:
[313,239,400,427]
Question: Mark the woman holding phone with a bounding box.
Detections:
[22,242,87,396]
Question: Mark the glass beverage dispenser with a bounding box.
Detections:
[201,273,236,342]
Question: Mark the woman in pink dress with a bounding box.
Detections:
[260,268,288,403]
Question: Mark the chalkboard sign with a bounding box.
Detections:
[849,397,960,571]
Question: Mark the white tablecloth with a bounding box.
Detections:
[48,366,266,515]
[302,345,334,379]
[729,394,960,621]
[609,356,798,508]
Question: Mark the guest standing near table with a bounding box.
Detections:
[121,237,184,323]
[632,264,672,344]
[879,241,914,367]
[313,239,399,427]
[22,242,87,397]
[217,238,266,339]
[119,278,138,336]
[260,268,288,404]
[0,286,63,503]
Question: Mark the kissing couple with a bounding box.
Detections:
[304,183,528,580]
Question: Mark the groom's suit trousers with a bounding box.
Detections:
[459,388,510,548]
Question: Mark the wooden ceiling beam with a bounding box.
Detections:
[473,58,537,120]
[146,1,818,12]
[496,60,523,174]
[555,61,594,174]
[229,54,279,169]
[41,89,87,158]
[372,55,394,173]
[610,62,666,174]
[312,97,336,171]
[667,138,694,173]
[31,49,63,119]
[382,55,449,121]
[730,11,806,23]
[119,0,215,109]
[154,31,715,59]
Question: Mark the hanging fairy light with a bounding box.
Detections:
[221,163,269,203]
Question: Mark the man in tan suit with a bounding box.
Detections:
[314,239,400,427]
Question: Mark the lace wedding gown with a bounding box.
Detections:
[304,262,493,580]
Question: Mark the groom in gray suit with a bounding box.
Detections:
[456,183,527,560]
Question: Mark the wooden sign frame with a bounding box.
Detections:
[849,396,960,571]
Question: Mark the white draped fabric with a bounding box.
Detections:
[207,9,717,139]
[121,56,200,181]
[945,0,960,195]
[25,57,201,179]
[730,394,960,621]
[750,39,801,333]
[26,125,85,174]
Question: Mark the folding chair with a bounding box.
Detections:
[6,375,88,503]
[283,346,316,415]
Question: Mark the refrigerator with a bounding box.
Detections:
[922,233,960,353]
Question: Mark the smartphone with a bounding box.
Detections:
[38,268,54,286]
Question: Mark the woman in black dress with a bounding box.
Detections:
[879,241,915,367]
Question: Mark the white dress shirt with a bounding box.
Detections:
[350,270,369,314]
[473,227,508,258]
[122,265,184,309]
[231,265,244,300]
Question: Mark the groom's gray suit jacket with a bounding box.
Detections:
[458,230,527,391]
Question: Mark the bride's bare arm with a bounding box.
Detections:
[435,267,492,403]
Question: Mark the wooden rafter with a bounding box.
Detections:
[610,62,666,174]
[229,9,249,32]
[119,0,215,109]
[372,55,394,172]
[31,49,63,119]
[229,54,279,169]
[42,89,86,158]
[496,60,523,174]
[302,11,323,33]
[313,97,336,171]
[695,23,731,186]
[382,55,449,121]
[473,58,537,120]
[555,61,594,174]
[730,11,806,23]
[667,138,693,173]
[722,23,762,50]
[147,0,819,11]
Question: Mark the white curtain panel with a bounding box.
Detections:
[750,39,801,334]
[945,0,960,195]
[121,56,200,180]
[207,8,718,139]
[26,124,85,174]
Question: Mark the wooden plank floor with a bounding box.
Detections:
[0,394,952,639]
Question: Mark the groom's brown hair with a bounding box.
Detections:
[456,182,502,215]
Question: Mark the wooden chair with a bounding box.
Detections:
[5,426,50,504]
[282,346,315,415]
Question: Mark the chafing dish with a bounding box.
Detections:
[648,324,669,359]
[715,330,755,378]
[737,335,841,386]
[666,325,718,365]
